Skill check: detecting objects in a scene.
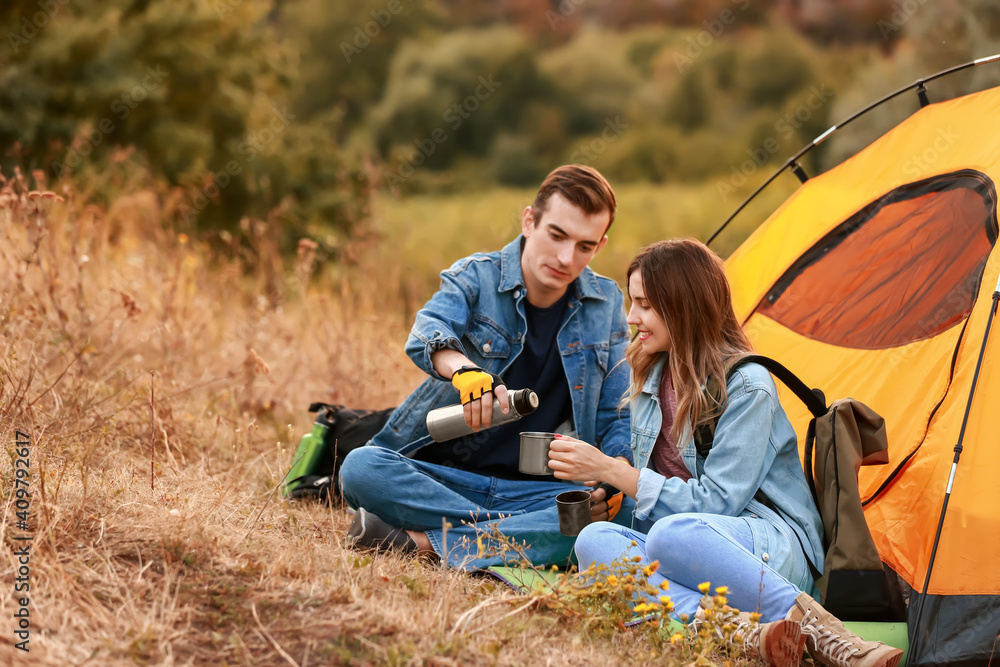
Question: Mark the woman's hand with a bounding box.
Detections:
[548,435,641,504]
[547,434,614,481]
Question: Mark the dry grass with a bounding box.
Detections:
[0,166,766,666]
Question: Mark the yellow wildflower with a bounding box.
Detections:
[715,585,729,595]
[632,555,643,563]
[749,612,762,623]
[659,580,670,591]
[698,581,711,594]
[607,575,618,586]
[670,632,684,644]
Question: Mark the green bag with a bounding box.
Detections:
[283,403,393,501]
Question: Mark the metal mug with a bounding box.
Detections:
[556,490,592,536]
[518,431,556,475]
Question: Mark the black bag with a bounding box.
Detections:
[695,354,905,621]
[282,402,394,502]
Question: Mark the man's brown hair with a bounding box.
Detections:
[532,164,617,232]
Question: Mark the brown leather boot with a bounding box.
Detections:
[694,603,804,667]
[785,592,903,667]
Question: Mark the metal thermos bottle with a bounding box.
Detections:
[426,388,539,442]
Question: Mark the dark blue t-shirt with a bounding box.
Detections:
[415,289,573,479]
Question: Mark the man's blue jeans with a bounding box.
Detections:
[340,445,635,570]
[573,514,809,622]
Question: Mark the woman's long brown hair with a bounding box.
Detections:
[624,239,753,443]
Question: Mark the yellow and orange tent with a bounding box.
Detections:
[722,59,1000,666]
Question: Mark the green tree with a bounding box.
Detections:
[737,40,814,108]
[540,29,640,135]
[0,0,368,240]
[666,68,709,131]
[281,0,445,130]
[371,27,547,176]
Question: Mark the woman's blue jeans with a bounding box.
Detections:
[340,445,635,570]
[573,514,805,622]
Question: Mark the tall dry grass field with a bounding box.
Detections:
[0,168,769,666]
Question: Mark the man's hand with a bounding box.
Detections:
[588,482,623,521]
[451,366,503,403]
[451,366,508,430]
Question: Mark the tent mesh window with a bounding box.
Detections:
[757,170,999,349]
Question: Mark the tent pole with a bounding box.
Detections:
[705,53,1000,248]
[905,274,1000,667]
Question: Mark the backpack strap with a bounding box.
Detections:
[734,355,827,418]
[694,377,725,459]
[693,354,826,456]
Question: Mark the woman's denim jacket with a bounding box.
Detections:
[631,356,824,574]
[370,235,633,463]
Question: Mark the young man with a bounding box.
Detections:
[340,165,634,569]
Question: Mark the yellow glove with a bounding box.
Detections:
[451,366,504,405]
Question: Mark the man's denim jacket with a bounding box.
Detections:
[631,356,824,573]
[370,235,632,463]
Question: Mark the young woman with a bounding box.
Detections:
[547,239,901,667]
